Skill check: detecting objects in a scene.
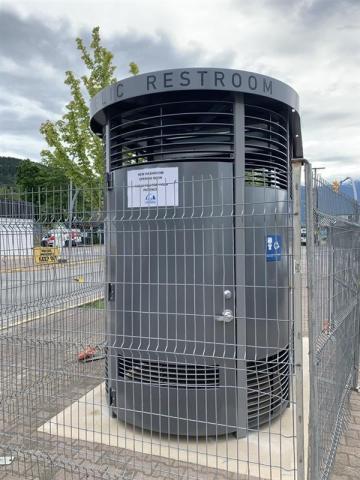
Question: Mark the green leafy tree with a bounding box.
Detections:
[15,159,69,217]
[40,27,138,193]
[16,159,68,192]
[0,156,23,186]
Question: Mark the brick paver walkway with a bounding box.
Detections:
[331,389,360,479]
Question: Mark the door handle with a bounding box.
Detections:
[215,309,234,323]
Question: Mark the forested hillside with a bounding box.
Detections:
[0,156,24,185]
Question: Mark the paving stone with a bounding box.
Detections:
[333,452,349,465]
[352,415,360,425]
[344,436,360,447]
[348,453,360,468]
[331,388,360,479]
[331,476,353,480]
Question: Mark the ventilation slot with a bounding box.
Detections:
[247,347,290,428]
[118,355,220,389]
[245,105,289,190]
[109,100,234,170]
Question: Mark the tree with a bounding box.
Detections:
[0,156,23,186]
[40,27,138,193]
[15,159,69,216]
[16,159,68,192]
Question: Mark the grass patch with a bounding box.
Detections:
[80,298,105,309]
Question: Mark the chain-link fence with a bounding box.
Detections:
[306,166,360,480]
[0,166,359,480]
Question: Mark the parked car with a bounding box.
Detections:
[41,228,82,247]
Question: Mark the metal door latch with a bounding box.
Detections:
[215,309,234,322]
[108,283,115,301]
[106,171,114,190]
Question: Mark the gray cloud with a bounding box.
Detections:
[317,154,355,164]
[302,0,360,23]
[235,0,360,23]
[0,10,75,68]
[0,10,77,152]
[302,109,355,125]
[0,8,237,160]
[0,4,359,178]
[108,32,237,72]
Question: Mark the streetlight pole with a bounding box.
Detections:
[339,176,358,203]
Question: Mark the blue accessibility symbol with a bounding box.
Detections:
[145,192,157,204]
[266,235,282,262]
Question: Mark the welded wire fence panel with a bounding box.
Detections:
[0,179,301,480]
[307,173,360,480]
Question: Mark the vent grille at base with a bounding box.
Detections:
[118,355,220,389]
[112,348,290,428]
[247,347,290,428]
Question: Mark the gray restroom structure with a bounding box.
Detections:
[90,68,303,437]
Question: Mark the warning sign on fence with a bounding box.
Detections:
[33,247,60,265]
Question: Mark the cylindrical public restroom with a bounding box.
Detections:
[90,68,303,437]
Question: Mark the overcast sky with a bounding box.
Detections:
[0,0,359,179]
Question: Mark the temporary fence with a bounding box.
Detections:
[0,165,358,480]
[306,167,360,480]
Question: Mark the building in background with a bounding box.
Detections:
[0,199,34,256]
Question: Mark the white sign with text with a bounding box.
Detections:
[127,167,179,208]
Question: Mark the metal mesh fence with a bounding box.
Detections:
[2,166,359,480]
[0,176,304,480]
[306,169,360,480]
[7,165,360,480]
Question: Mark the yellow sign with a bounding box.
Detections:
[33,247,60,265]
[74,275,84,283]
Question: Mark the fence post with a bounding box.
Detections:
[353,278,360,391]
[291,158,305,480]
[305,161,319,479]
[352,188,360,391]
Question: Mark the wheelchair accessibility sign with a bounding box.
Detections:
[145,192,157,205]
[266,235,282,262]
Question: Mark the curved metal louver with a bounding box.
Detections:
[118,354,220,389]
[110,99,289,190]
[245,105,289,190]
[247,347,289,428]
[109,100,234,170]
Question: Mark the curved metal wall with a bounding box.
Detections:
[103,89,292,435]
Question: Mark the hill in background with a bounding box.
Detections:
[0,156,25,185]
[339,181,360,202]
